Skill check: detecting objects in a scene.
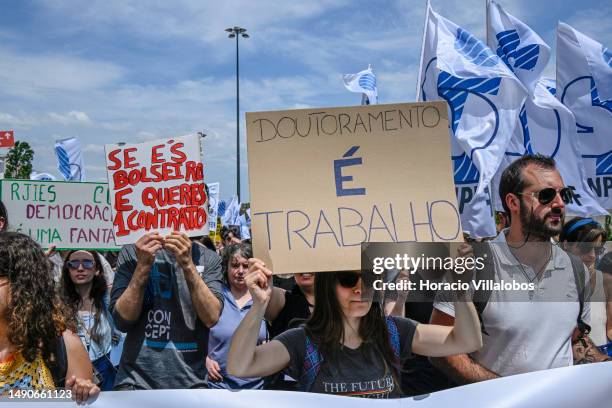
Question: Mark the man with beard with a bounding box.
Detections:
[429,154,608,385]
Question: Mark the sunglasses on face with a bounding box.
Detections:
[577,242,605,257]
[336,272,361,288]
[67,259,95,270]
[518,187,573,205]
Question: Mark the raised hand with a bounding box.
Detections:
[135,231,164,268]
[164,231,193,269]
[246,258,273,306]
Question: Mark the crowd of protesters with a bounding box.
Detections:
[0,154,611,402]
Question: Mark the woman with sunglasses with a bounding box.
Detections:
[227,259,482,398]
[0,232,99,403]
[560,218,608,346]
[60,250,118,391]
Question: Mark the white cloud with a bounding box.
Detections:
[48,111,92,125]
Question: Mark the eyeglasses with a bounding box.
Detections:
[67,259,95,269]
[336,272,361,288]
[517,187,573,205]
[577,242,606,257]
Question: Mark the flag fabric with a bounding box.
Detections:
[221,195,240,226]
[239,213,251,240]
[418,1,527,237]
[487,2,607,217]
[54,137,85,181]
[0,130,14,148]
[557,22,612,210]
[343,65,378,105]
[487,1,550,93]
[30,172,57,181]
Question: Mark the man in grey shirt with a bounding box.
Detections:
[430,154,609,385]
[110,231,224,389]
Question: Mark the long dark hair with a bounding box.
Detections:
[60,250,109,345]
[0,232,70,363]
[304,272,401,390]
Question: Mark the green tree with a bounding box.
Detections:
[4,141,34,179]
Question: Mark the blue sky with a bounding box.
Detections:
[0,0,609,201]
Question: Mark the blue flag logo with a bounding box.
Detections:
[496,29,540,72]
[455,28,499,67]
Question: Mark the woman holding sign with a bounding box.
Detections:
[0,232,100,403]
[227,258,482,398]
[60,250,118,391]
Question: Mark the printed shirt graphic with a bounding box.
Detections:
[274,317,417,399]
[110,244,224,389]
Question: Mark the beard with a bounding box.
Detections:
[519,199,565,240]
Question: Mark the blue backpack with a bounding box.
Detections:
[299,316,401,392]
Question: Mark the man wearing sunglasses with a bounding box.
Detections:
[430,154,609,387]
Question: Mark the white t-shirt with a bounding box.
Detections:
[434,231,590,377]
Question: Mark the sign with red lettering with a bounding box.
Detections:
[105,134,208,245]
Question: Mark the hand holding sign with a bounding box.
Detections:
[164,231,193,270]
[135,232,164,268]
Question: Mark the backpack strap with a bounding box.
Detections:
[300,319,402,392]
[385,316,401,359]
[49,336,68,388]
[299,335,323,392]
[471,243,495,336]
[567,252,591,336]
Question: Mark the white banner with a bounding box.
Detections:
[0,180,118,250]
[3,362,609,407]
[557,23,612,210]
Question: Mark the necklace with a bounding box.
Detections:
[508,245,552,300]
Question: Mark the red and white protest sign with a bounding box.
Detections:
[105,134,208,245]
[0,130,15,148]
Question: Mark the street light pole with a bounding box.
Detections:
[226,26,249,202]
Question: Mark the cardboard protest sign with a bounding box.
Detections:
[0,180,118,250]
[247,101,462,274]
[105,134,208,245]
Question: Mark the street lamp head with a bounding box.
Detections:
[228,33,236,38]
[241,33,249,39]
[225,28,233,33]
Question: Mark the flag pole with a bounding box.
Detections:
[485,0,491,46]
[415,0,430,101]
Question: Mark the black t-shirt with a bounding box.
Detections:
[269,284,311,338]
[274,317,417,398]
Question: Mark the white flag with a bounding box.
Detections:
[487,2,607,217]
[343,66,378,105]
[221,195,240,226]
[54,137,85,181]
[487,1,550,93]
[418,1,527,237]
[557,22,612,210]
